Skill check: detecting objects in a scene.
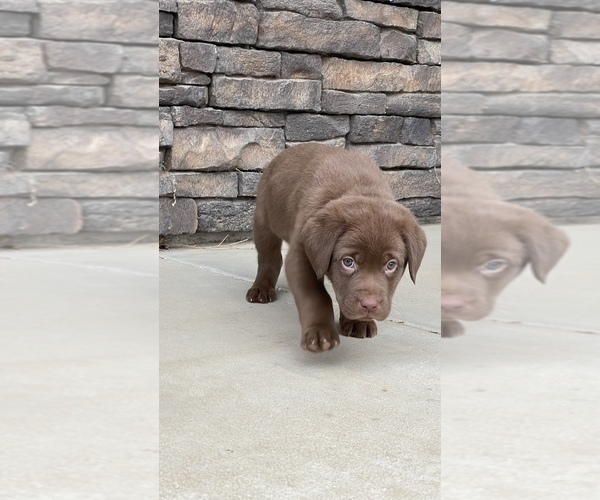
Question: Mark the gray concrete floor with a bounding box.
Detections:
[442,223,600,499]
[160,225,441,499]
[0,245,158,499]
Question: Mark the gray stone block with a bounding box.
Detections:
[24,127,157,171]
[0,39,45,84]
[238,172,261,197]
[444,62,600,93]
[481,94,600,118]
[24,107,156,128]
[285,114,350,141]
[344,0,418,31]
[0,12,31,36]
[552,12,600,39]
[159,0,178,12]
[160,108,174,147]
[38,1,157,43]
[516,198,600,220]
[177,0,259,44]
[385,169,440,199]
[0,1,37,13]
[160,198,198,236]
[386,93,440,118]
[210,75,321,111]
[321,90,386,115]
[551,40,600,65]
[418,40,440,65]
[108,75,157,108]
[348,144,438,168]
[442,2,551,31]
[180,42,217,73]
[81,200,158,233]
[0,112,31,147]
[417,11,441,39]
[441,115,519,144]
[481,169,600,200]
[443,144,591,169]
[348,115,402,143]
[258,0,342,19]
[515,117,582,146]
[0,199,82,236]
[45,42,123,73]
[197,200,255,232]
[171,106,224,127]
[159,39,180,83]
[30,172,156,198]
[159,172,238,198]
[0,85,104,107]
[446,28,549,64]
[43,72,110,86]
[216,46,280,77]
[222,110,285,128]
[281,53,322,79]
[178,72,211,86]
[120,46,158,76]
[159,11,174,37]
[402,117,433,146]
[380,30,417,63]
[400,198,440,220]
[323,57,438,92]
[257,11,380,59]
[160,85,208,107]
[170,127,285,171]
[286,138,346,149]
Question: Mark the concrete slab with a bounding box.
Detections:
[160,225,441,499]
[0,245,159,499]
[442,224,600,499]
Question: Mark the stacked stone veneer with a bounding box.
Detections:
[443,0,600,221]
[159,0,441,244]
[0,0,157,247]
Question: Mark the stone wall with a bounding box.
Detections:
[159,0,441,245]
[0,0,157,247]
[443,0,600,221]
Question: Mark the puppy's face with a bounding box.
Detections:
[302,197,427,321]
[442,200,569,322]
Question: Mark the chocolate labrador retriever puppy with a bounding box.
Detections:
[441,160,569,337]
[246,144,427,352]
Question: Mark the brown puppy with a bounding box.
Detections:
[441,161,569,338]
[246,143,427,352]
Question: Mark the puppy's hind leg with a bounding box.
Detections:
[246,213,282,304]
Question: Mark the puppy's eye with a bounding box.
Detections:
[385,260,398,272]
[480,259,508,275]
[341,257,355,269]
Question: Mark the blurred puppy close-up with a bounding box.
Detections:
[246,143,427,352]
[441,161,569,338]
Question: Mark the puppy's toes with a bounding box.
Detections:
[339,315,378,339]
[442,320,465,338]
[301,327,340,353]
[246,286,276,303]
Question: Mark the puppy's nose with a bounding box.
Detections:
[441,296,466,312]
[360,297,380,312]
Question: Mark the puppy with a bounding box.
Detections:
[441,160,569,337]
[246,144,427,352]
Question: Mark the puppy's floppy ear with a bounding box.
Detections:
[514,206,569,283]
[396,204,427,284]
[301,204,344,279]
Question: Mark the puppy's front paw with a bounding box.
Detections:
[339,314,377,338]
[442,320,465,338]
[301,326,340,353]
[246,286,276,303]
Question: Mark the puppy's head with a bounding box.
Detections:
[441,199,569,322]
[302,196,427,321]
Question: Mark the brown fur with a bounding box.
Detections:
[441,160,569,337]
[246,144,427,352]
